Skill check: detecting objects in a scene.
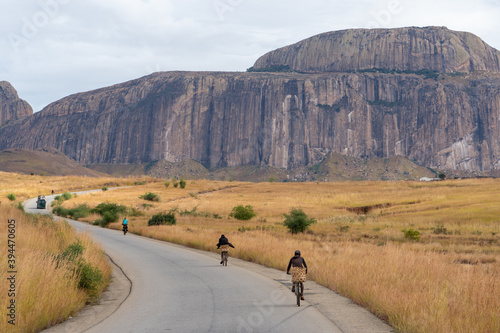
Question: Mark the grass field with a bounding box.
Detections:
[2,173,499,332]
[0,204,111,333]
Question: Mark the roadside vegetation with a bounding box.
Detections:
[0,203,111,333]
[1,172,498,333]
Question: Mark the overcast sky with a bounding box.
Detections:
[1,0,499,112]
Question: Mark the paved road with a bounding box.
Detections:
[25,195,344,333]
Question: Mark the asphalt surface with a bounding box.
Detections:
[25,193,394,333]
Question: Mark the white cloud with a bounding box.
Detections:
[1,0,499,111]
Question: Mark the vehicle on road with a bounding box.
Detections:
[36,195,46,209]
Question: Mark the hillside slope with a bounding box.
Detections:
[0,148,106,176]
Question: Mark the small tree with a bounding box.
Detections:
[283,208,316,234]
[164,181,170,188]
[148,211,176,226]
[230,205,256,220]
[179,178,186,189]
[402,228,420,241]
[7,193,16,201]
[438,173,446,180]
[139,192,161,202]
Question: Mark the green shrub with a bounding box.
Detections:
[283,207,316,234]
[432,224,449,235]
[92,202,127,216]
[53,204,91,220]
[139,192,161,202]
[148,211,176,226]
[102,187,108,191]
[179,178,186,189]
[98,211,118,227]
[62,192,72,200]
[7,193,16,201]
[402,228,421,241]
[61,242,84,262]
[178,206,222,219]
[90,202,126,227]
[164,181,170,188]
[76,262,103,297]
[230,205,256,220]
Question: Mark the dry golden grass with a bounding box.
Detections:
[0,170,156,203]
[0,204,111,333]
[2,172,499,332]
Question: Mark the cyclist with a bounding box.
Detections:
[216,234,235,264]
[122,217,128,233]
[286,250,307,300]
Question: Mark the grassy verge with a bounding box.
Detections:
[0,203,111,332]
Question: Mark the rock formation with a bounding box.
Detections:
[0,27,499,175]
[252,27,500,74]
[0,81,33,126]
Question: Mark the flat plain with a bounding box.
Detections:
[2,172,498,333]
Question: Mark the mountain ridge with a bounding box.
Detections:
[0,26,498,178]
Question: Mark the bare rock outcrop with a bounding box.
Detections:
[0,27,499,174]
[0,81,33,126]
[252,27,500,74]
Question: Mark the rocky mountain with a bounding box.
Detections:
[0,27,499,177]
[252,27,500,74]
[0,81,33,126]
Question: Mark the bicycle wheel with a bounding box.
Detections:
[295,282,300,306]
[223,252,228,266]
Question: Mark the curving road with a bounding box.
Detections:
[24,194,340,333]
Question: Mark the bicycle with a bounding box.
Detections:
[294,280,304,306]
[220,244,229,266]
[122,224,128,235]
[288,268,306,306]
[221,250,228,266]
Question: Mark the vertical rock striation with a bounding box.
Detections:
[252,27,500,74]
[0,81,33,126]
[0,27,499,173]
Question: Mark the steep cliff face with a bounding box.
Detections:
[252,27,500,74]
[0,81,33,126]
[0,70,498,172]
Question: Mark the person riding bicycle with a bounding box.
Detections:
[286,250,307,300]
[216,234,234,264]
[122,218,128,232]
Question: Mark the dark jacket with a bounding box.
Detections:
[287,255,307,274]
[216,236,235,249]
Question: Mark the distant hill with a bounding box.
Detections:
[87,154,436,181]
[0,148,106,177]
